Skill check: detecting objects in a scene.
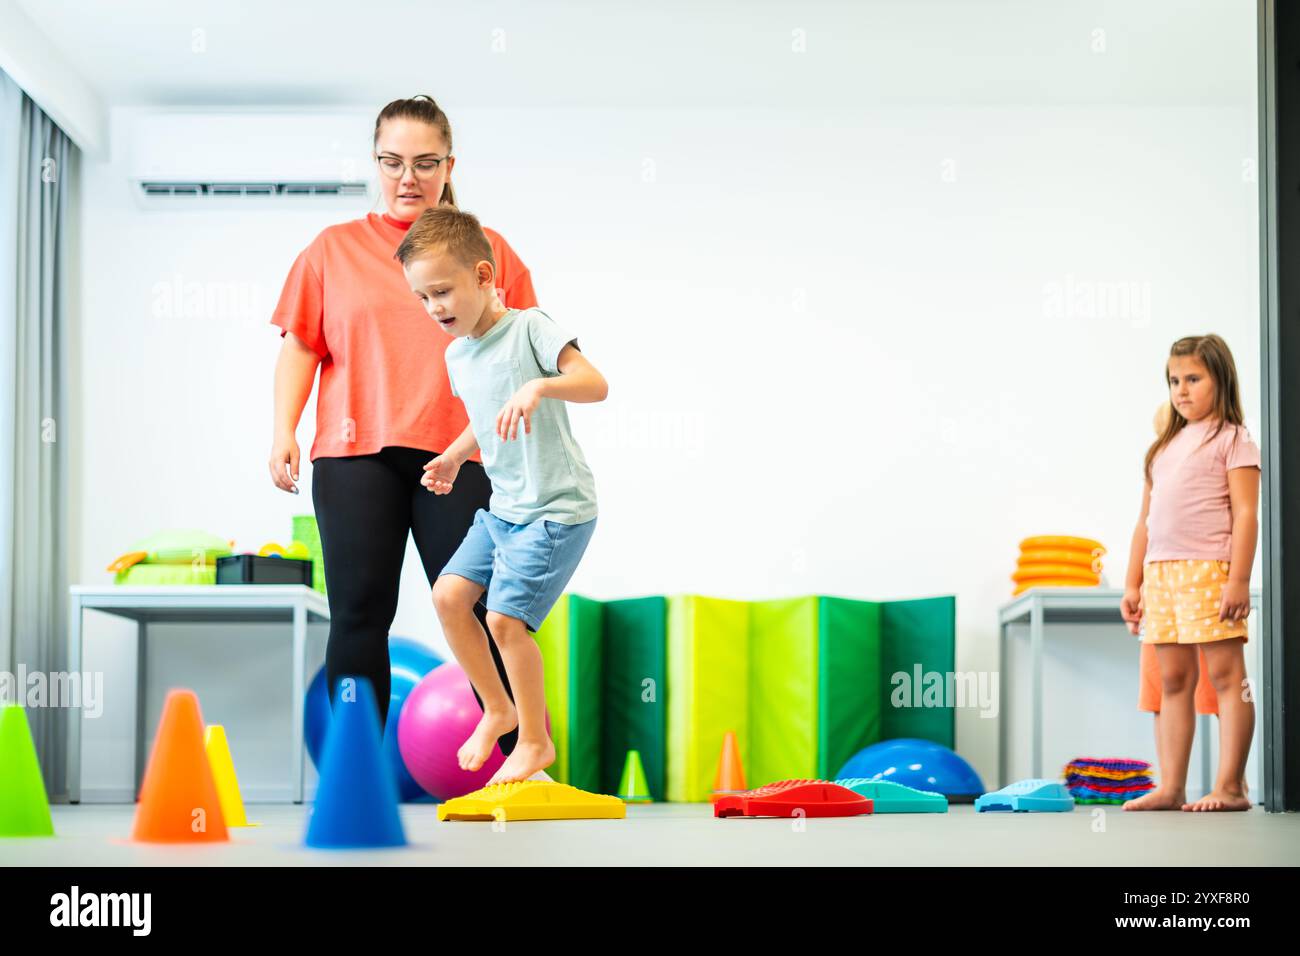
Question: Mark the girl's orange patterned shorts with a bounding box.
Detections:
[1141,559,1249,645]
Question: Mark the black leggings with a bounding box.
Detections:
[311,445,516,754]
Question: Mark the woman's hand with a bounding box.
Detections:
[1120,587,1144,635]
[269,432,300,494]
[422,455,462,494]
[496,380,544,442]
[1220,579,1251,623]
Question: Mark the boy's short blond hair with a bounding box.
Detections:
[394,205,496,274]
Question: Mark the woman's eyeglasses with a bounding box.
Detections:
[376,155,447,180]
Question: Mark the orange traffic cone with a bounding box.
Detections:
[712,730,746,803]
[131,689,228,843]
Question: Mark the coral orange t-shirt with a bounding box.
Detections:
[271,212,538,462]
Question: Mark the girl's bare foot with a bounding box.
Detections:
[457,706,518,772]
[1124,787,1187,810]
[485,737,556,786]
[1182,788,1251,812]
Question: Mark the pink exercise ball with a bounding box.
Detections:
[397,661,549,801]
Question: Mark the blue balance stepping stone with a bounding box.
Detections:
[975,779,1074,813]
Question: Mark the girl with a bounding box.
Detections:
[1135,401,1224,792]
[1120,334,1259,812]
[267,96,537,753]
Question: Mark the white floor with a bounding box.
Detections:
[3,802,1297,866]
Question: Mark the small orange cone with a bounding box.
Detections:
[712,730,746,803]
[131,689,228,843]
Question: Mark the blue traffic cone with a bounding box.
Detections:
[305,677,407,849]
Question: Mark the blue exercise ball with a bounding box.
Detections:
[304,636,444,802]
[836,738,984,799]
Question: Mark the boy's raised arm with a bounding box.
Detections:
[539,344,609,403]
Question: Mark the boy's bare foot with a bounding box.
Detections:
[1182,789,1251,812]
[485,737,556,786]
[1124,787,1187,811]
[457,706,518,772]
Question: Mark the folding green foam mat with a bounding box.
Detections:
[599,597,668,799]
[534,594,605,788]
[817,597,883,779]
[879,597,957,748]
[666,595,750,802]
[748,597,819,785]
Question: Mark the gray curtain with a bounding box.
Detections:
[1,68,75,799]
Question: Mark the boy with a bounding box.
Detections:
[396,206,606,785]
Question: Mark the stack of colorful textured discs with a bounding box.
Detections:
[1011,535,1105,596]
[1062,757,1155,804]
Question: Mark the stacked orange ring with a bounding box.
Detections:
[1012,535,1105,596]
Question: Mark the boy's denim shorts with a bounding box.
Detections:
[441,508,596,632]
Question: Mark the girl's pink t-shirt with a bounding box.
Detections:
[271,212,538,462]
[1145,418,1261,562]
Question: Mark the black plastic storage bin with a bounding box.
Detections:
[216,554,313,586]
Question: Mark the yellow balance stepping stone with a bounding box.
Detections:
[437,780,626,822]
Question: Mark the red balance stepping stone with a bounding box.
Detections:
[714,779,873,818]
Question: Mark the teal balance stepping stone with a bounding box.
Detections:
[835,777,949,813]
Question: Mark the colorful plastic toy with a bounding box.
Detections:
[258,540,311,559]
[437,780,626,822]
[835,777,949,813]
[975,779,1075,812]
[1062,757,1155,805]
[106,529,234,574]
[714,779,873,818]
[836,738,984,801]
[1012,536,1106,596]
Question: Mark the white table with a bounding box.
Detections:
[998,586,1260,791]
[67,585,330,804]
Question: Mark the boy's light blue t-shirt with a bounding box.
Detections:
[445,308,597,526]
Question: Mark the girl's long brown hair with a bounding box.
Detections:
[1144,334,1246,482]
[373,95,457,207]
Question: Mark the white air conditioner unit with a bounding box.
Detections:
[128,110,376,206]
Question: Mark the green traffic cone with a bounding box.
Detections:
[617,749,654,803]
[0,704,55,837]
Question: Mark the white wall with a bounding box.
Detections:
[72,10,1262,798]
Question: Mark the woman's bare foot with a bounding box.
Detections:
[485,737,556,786]
[457,706,518,772]
[1182,788,1251,812]
[1124,787,1187,810]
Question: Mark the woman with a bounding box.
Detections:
[268,96,535,754]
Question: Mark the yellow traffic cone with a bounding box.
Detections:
[204,725,258,827]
